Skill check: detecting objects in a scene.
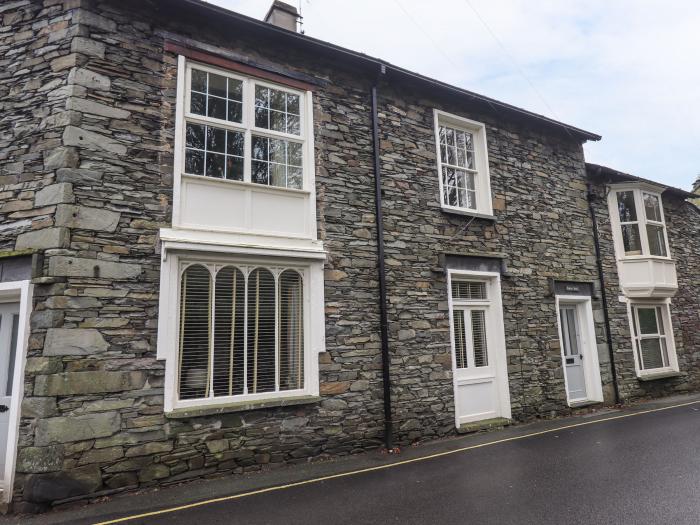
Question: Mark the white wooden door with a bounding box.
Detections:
[0,303,20,480]
[452,304,502,425]
[559,305,587,401]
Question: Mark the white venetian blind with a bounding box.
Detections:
[279,270,304,391]
[179,265,212,400]
[453,310,468,368]
[452,281,486,300]
[178,264,306,401]
[471,310,488,367]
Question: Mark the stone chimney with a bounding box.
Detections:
[264,1,300,32]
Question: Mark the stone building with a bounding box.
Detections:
[0,0,697,511]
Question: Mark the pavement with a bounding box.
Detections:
[5,393,700,525]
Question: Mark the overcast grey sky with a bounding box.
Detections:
[209,0,699,190]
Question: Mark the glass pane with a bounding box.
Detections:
[639,338,664,370]
[270,110,286,133]
[270,163,286,187]
[252,136,268,161]
[247,268,276,393]
[453,310,467,368]
[439,126,447,145]
[191,69,207,92]
[227,131,244,158]
[287,114,300,135]
[471,310,488,367]
[465,172,476,191]
[465,190,477,210]
[190,92,206,116]
[643,193,662,222]
[617,191,637,222]
[443,167,456,188]
[208,73,227,98]
[226,157,243,181]
[206,126,225,153]
[227,101,242,123]
[184,150,204,176]
[457,188,469,208]
[179,265,211,400]
[255,86,269,107]
[646,224,667,256]
[227,78,243,102]
[288,142,302,166]
[465,150,475,170]
[213,266,245,396]
[206,153,225,178]
[287,94,300,115]
[269,138,286,165]
[6,314,18,396]
[637,308,659,335]
[447,187,457,207]
[207,96,226,120]
[270,89,286,111]
[288,167,303,189]
[563,308,579,356]
[185,123,205,149]
[255,106,268,129]
[621,224,642,255]
[252,160,268,185]
[279,270,304,391]
[656,307,666,335]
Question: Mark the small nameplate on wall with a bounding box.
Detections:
[551,280,594,297]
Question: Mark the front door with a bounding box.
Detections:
[0,303,20,479]
[449,277,510,427]
[559,305,587,401]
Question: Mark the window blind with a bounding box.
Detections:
[452,281,486,300]
[471,310,488,367]
[178,263,305,401]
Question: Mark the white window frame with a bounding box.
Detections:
[172,56,316,230]
[607,183,671,261]
[433,109,493,218]
[626,298,679,379]
[158,251,324,412]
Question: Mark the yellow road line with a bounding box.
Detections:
[94,399,700,524]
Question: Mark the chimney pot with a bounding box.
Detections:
[264,1,300,32]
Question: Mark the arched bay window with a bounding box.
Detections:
[178,263,305,402]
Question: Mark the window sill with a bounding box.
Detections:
[440,206,496,221]
[165,395,321,419]
[637,370,682,382]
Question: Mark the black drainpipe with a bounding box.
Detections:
[370,66,394,450]
[586,180,621,405]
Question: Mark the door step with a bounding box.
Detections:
[457,417,511,434]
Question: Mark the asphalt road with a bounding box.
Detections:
[89,401,700,525]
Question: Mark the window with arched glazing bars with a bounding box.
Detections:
[177,263,305,401]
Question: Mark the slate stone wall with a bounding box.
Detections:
[589,185,700,401]
[2,0,695,511]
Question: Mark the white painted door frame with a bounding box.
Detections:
[447,269,511,428]
[0,280,32,503]
[555,295,604,406]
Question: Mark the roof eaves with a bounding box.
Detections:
[178,0,601,142]
[586,163,697,199]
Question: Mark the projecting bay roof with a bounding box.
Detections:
[171,0,602,143]
[586,163,697,199]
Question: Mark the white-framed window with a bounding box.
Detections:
[609,186,670,258]
[433,109,493,217]
[176,259,309,405]
[628,300,679,376]
[182,61,309,190]
[449,280,490,369]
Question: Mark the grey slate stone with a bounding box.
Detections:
[55,204,120,232]
[56,167,104,184]
[16,446,64,473]
[48,256,141,280]
[67,67,111,90]
[62,126,127,155]
[35,183,74,206]
[34,371,147,396]
[15,227,69,250]
[70,37,106,58]
[35,413,121,446]
[66,97,130,119]
[23,465,102,503]
[44,328,109,356]
[43,147,79,169]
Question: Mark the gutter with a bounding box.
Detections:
[586,178,621,405]
[370,66,394,451]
